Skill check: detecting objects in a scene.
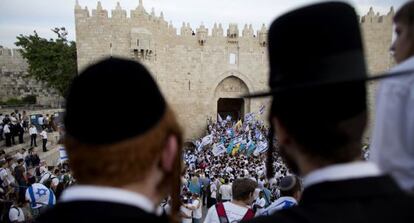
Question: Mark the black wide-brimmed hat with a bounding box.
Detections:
[245,2,412,98]
[64,57,166,145]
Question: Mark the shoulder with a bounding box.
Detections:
[37,201,170,223]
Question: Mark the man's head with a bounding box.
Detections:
[279,175,302,201]
[17,158,24,166]
[265,2,367,176]
[232,178,258,205]
[391,1,414,63]
[64,57,183,221]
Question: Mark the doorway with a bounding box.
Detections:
[217,98,244,121]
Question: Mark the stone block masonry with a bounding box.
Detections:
[75,1,395,141]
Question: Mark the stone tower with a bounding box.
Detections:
[74,1,395,141]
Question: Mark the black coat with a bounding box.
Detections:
[36,200,170,223]
[248,176,414,223]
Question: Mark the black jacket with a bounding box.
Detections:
[36,200,169,223]
[248,176,414,223]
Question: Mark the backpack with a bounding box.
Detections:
[42,173,57,189]
[215,202,255,223]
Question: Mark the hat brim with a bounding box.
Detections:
[243,69,414,98]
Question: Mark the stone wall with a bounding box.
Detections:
[360,7,395,141]
[0,46,63,107]
[75,1,394,141]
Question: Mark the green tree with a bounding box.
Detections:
[15,27,77,98]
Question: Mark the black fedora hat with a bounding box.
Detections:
[245,2,413,98]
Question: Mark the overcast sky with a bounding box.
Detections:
[0,0,406,48]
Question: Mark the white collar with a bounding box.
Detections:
[303,161,382,189]
[390,55,414,73]
[60,185,157,214]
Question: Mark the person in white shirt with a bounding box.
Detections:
[39,168,59,190]
[3,122,12,147]
[184,193,202,223]
[204,178,257,223]
[209,180,218,208]
[370,1,414,192]
[40,128,48,152]
[180,195,193,223]
[253,190,266,215]
[1,157,16,189]
[219,178,232,202]
[25,181,56,218]
[0,113,4,141]
[29,125,38,147]
[8,201,25,223]
[38,115,44,128]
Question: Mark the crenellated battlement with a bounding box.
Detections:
[75,0,393,41]
[75,0,270,39]
[360,6,394,24]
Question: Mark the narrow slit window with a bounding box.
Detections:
[229,53,236,64]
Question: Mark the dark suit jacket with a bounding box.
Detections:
[36,200,169,223]
[248,176,414,223]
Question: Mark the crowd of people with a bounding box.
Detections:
[177,110,296,222]
[0,110,55,152]
[1,1,414,223]
[0,147,74,222]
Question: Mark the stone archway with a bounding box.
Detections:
[214,75,250,121]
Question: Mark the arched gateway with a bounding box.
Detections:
[214,75,250,121]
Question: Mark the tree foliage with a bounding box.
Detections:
[15,27,77,98]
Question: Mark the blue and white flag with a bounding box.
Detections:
[254,141,268,156]
[212,143,226,156]
[197,134,213,151]
[259,105,266,115]
[59,146,68,162]
[244,112,255,124]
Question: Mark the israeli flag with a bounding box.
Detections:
[59,146,68,162]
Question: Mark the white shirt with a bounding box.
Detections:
[0,168,16,187]
[188,198,202,219]
[219,184,232,200]
[180,206,193,223]
[14,152,23,161]
[210,182,217,199]
[204,201,249,223]
[0,168,10,187]
[60,185,159,214]
[3,124,10,134]
[26,183,56,209]
[370,56,414,191]
[40,130,47,139]
[10,116,17,124]
[29,126,38,135]
[303,161,381,189]
[9,206,25,222]
[255,197,266,208]
[38,117,44,125]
